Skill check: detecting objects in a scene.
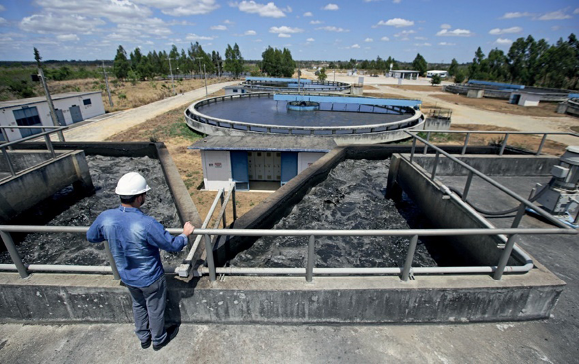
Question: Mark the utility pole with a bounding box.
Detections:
[298,62,301,94]
[168,57,176,96]
[203,63,208,96]
[101,60,113,107]
[38,68,64,141]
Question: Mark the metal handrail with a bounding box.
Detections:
[407,129,579,156]
[404,130,578,230]
[186,93,424,134]
[1,126,68,178]
[2,224,573,282]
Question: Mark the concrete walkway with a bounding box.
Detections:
[63,80,239,142]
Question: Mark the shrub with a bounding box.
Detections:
[431,74,441,85]
[454,71,466,84]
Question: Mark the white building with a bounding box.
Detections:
[190,136,336,191]
[426,70,448,78]
[0,92,105,142]
[389,70,419,80]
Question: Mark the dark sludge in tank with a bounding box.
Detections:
[0,155,186,267]
[229,159,450,269]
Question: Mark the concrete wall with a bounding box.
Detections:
[0,151,94,223]
[412,155,559,177]
[0,271,564,324]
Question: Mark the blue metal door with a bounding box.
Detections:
[55,109,66,126]
[230,151,249,190]
[69,105,83,123]
[281,152,298,186]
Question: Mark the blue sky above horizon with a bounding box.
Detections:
[0,0,578,64]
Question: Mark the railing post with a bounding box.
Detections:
[232,185,238,222]
[401,235,418,282]
[306,235,315,282]
[44,134,56,159]
[493,234,518,280]
[463,171,474,201]
[103,241,121,280]
[0,230,29,278]
[461,132,471,155]
[499,133,509,156]
[423,132,431,154]
[204,234,216,281]
[220,192,227,228]
[410,136,416,163]
[536,134,547,155]
[431,151,440,180]
[511,203,527,228]
[1,147,16,177]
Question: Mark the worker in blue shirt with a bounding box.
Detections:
[87,172,195,351]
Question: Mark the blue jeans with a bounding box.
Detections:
[126,275,167,345]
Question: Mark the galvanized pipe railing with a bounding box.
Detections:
[405,130,578,230]
[1,225,574,282]
[0,126,68,178]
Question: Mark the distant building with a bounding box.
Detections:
[389,70,419,80]
[426,70,448,78]
[0,92,105,142]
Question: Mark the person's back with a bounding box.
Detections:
[87,172,194,351]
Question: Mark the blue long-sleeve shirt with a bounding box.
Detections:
[87,206,187,288]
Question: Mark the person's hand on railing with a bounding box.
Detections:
[182,222,195,236]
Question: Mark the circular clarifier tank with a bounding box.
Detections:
[185,93,426,144]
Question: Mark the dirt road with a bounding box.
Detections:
[64,81,239,142]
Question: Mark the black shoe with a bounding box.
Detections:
[153,325,179,351]
[141,338,151,349]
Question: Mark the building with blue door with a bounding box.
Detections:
[0,92,105,142]
[190,136,337,191]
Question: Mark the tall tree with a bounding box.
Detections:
[113,45,130,80]
[224,43,244,78]
[412,53,427,76]
[33,47,42,68]
[448,58,459,76]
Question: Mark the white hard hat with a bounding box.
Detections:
[115,172,151,195]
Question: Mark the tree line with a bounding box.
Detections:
[112,42,244,81]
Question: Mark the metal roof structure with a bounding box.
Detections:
[0,92,102,109]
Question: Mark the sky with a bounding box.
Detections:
[0,0,578,63]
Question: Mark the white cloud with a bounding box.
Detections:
[224,19,235,24]
[186,33,214,40]
[414,42,431,46]
[231,1,286,18]
[36,0,152,23]
[350,44,360,48]
[310,20,322,24]
[211,25,227,30]
[489,26,522,35]
[552,25,561,31]
[57,34,79,42]
[365,38,373,42]
[244,30,257,35]
[20,14,106,34]
[323,4,339,11]
[438,42,455,46]
[538,10,572,20]
[135,0,220,16]
[316,26,349,32]
[0,17,6,25]
[375,18,414,27]
[0,5,5,11]
[415,36,427,40]
[269,26,304,34]
[278,33,291,38]
[440,24,451,29]
[574,8,579,15]
[495,38,513,45]
[303,11,313,17]
[500,12,533,19]
[394,30,415,37]
[381,36,390,41]
[307,38,315,42]
[436,28,473,37]
[393,0,401,3]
